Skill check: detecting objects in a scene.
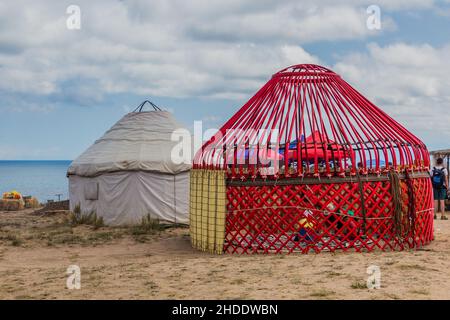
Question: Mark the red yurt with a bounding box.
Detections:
[189,64,434,254]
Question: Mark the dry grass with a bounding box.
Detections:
[69,204,104,229]
[410,288,430,295]
[350,280,367,289]
[326,271,342,278]
[0,209,175,248]
[1,209,450,300]
[310,289,335,297]
[397,264,428,271]
[0,234,23,247]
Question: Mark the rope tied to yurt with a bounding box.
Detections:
[227,205,434,219]
[388,170,404,238]
[355,171,367,235]
[404,169,416,239]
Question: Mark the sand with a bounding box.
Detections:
[0,208,449,300]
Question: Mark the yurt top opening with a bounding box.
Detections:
[194,64,429,178]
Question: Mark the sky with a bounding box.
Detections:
[1,0,450,160]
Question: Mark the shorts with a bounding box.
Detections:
[433,188,447,200]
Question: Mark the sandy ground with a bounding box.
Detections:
[0,208,450,300]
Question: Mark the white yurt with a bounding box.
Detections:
[67,101,191,225]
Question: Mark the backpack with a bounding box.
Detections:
[432,167,446,189]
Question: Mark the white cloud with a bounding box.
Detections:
[0,0,448,151]
[371,0,435,10]
[185,5,374,43]
[333,42,450,150]
[0,0,420,103]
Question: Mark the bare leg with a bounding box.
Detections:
[434,200,439,218]
[440,199,446,218]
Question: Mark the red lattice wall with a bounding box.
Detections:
[225,176,433,254]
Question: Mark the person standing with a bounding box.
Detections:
[431,158,448,220]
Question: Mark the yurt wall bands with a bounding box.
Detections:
[190,64,434,254]
[190,169,226,254]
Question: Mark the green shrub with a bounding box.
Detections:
[69,204,104,229]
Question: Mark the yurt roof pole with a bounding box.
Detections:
[133,100,162,112]
[196,64,430,175]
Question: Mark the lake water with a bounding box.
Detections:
[0,160,72,202]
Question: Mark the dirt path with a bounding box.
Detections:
[1,209,449,299]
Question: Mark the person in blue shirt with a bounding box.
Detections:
[430,158,448,220]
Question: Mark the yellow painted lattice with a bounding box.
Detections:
[190,169,226,254]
